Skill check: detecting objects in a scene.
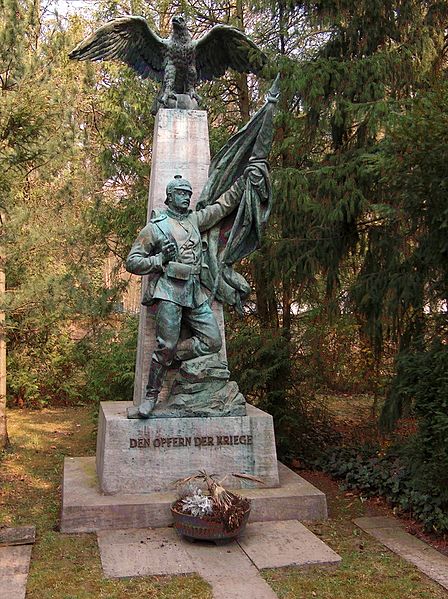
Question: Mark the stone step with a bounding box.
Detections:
[61,458,327,533]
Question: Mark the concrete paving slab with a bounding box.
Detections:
[355,516,448,590]
[0,525,36,547]
[97,528,194,577]
[238,520,341,570]
[184,539,278,599]
[0,545,32,599]
[354,516,404,530]
[96,521,342,597]
[61,457,327,533]
[97,526,277,597]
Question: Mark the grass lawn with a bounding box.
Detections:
[1,406,446,598]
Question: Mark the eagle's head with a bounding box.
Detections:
[172,15,187,32]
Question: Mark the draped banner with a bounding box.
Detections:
[197,76,280,313]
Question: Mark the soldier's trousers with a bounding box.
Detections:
[152,299,222,367]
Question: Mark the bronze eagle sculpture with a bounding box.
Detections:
[69,15,267,113]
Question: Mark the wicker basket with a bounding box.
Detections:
[171,505,250,543]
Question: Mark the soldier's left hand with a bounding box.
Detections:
[161,240,177,263]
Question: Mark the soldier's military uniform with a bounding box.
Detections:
[126,175,244,416]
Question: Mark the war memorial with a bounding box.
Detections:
[60,12,328,535]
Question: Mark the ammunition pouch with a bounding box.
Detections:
[165,261,201,280]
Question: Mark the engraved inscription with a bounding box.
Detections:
[129,434,253,449]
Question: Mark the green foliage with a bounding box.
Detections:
[90,63,155,257]
[6,315,138,408]
[245,1,448,469]
[83,315,138,404]
[315,442,448,533]
[348,81,448,361]
[7,328,85,408]
[1,2,141,408]
[227,319,340,460]
[381,341,448,496]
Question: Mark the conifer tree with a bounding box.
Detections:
[1,1,130,408]
[1,0,33,442]
[239,0,448,454]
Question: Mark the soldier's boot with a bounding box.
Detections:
[138,360,167,418]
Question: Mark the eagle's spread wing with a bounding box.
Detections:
[69,16,167,81]
[194,25,266,82]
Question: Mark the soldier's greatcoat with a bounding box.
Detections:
[126,178,244,308]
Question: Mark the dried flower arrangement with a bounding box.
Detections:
[171,471,262,540]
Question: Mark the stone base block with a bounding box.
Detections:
[96,401,279,494]
[60,458,328,533]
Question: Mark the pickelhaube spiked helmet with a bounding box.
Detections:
[166,174,193,196]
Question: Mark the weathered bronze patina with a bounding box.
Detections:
[126,78,279,419]
[126,174,247,417]
[69,15,266,113]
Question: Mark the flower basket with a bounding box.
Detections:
[171,470,260,544]
[171,503,251,543]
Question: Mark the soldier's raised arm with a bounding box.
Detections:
[196,177,245,232]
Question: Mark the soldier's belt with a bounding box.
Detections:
[166,261,201,280]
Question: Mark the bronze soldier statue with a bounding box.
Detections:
[126,77,279,419]
[126,173,245,417]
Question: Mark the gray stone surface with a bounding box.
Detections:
[355,516,448,590]
[186,538,278,599]
[354,516,404,530]
[97,521,341,597]
[96,401,279,494]
[243,462,328,524]
[60,459,327,533]
[238,520,341,569]
[97,525,277,599]
[97,528,193,577]
[132,109,226,409]
[0,526,35,547]
[0,545,32,599]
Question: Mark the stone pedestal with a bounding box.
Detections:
[60,458,328,533]
[97,402,279,494]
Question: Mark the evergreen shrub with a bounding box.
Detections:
[83,315,138,404]
[227,321,340,461]
[315,441,448,533]
[313,341,448,533]
[7,315,138,408]
[7,329,86,408]
[382,341,448,519]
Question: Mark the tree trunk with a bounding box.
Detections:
[234,0,250,122]
[253,252,279,329]
[0,210,9,449]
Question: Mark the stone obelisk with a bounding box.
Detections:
[132,109,226,408]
